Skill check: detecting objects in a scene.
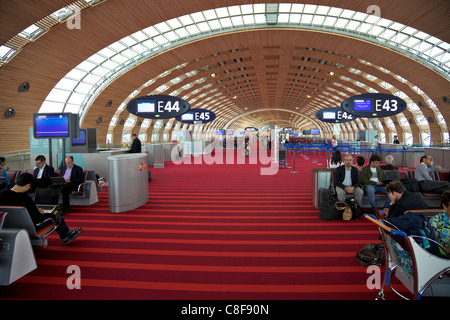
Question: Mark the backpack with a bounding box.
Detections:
[400,177,420,192]
[356,243,385,266]
[388,212,444,257]
[346,198,362,220]
[318,188,341,220]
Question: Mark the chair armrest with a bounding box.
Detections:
[35,218,57,238]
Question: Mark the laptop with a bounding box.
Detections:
[34,188,61,214]
[50,177,66,184]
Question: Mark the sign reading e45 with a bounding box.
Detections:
[127,95,190,119]
[341,93,406,118]
[175,108,216,124]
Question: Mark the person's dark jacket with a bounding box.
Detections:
[387,191,428,219]
[0,189,43,225]
[60,164,84,191]
[33,164,55,188]
[130,137,142,153]
[335,165,361,190]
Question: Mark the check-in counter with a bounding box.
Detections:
[84,149,129,181]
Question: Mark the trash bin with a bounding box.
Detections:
[108,153,149,213]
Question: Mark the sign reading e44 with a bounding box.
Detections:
[175,108,216,124]
[315,107,357,123]
[127,95,190,119]
[341,93,407,118]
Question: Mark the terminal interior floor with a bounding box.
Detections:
[0,151,407,300]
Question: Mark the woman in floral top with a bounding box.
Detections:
[430,190,450,255]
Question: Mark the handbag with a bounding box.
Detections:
[335,201,353,221]
[346,198,361,219]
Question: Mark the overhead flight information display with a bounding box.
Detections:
[127,95,190,119]
[315,107,357,123]
[341,93,406,118]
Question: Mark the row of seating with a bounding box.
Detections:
[330,168,449,209]
[6,169,99,206]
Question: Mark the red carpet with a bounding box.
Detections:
[0,149,401,300]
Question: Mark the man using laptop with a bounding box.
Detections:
[34,155,55,188]
[0,172,82,244]
[59,156,84,214]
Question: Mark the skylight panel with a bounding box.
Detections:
[240,4,254,15]
[231,15,244,26]
[228,5,241,16]
[21,24,41,37]
[323,16,337,27]
[55,78,78,91]
[40,101,64,113]
[253,4,265,13]
[278,3,291,13]
[301,14,313,24]
[109,42,127,52]
[303,4,317,14]
[65,68,87,81]
[219,17,232,28]
[312,15,325,25]
[46,88,71,102]
[215,7,229,18]
[290,3,304,13]
[242,14,256,25]
[315,6,329,15]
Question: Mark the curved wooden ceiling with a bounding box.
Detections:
[0,0,449,153]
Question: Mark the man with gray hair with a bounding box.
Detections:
[334,154,364,206]
[380,155,398,170]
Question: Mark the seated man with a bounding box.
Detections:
[59,155,84,213]
[415,155,450,193]
[0,172,82,244]
[334,154,363,206]
[380,155,398,171]
[385,180,428,219]
[33,155,55,189]
[361,154,391,215]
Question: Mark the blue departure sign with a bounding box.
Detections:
[127,95,190,119]
[175,108,216,124]
[315,107,357,123]
[341,93,407,118]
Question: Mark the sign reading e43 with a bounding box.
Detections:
[175,108,216,124]
[341,93,406,118]
[127,95,190,119]
[315,107,357,123]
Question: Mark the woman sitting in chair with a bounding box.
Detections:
[430,190,450,255]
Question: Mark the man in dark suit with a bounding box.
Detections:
[334,154,364,206]
[59,155,84,213]
[385,180,428,219]
[33,155,55,188]
[129,133,141,153]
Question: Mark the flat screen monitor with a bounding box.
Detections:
[216,129,225,135]
[323,111,336,119]
[354,99,373,111]
[311,129,320,135]
[33,113,70,139]
[71,128,86,146]
[303,130,311,135]
[137,101,155,113]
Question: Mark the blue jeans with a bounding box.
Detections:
[365,184,390,209]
